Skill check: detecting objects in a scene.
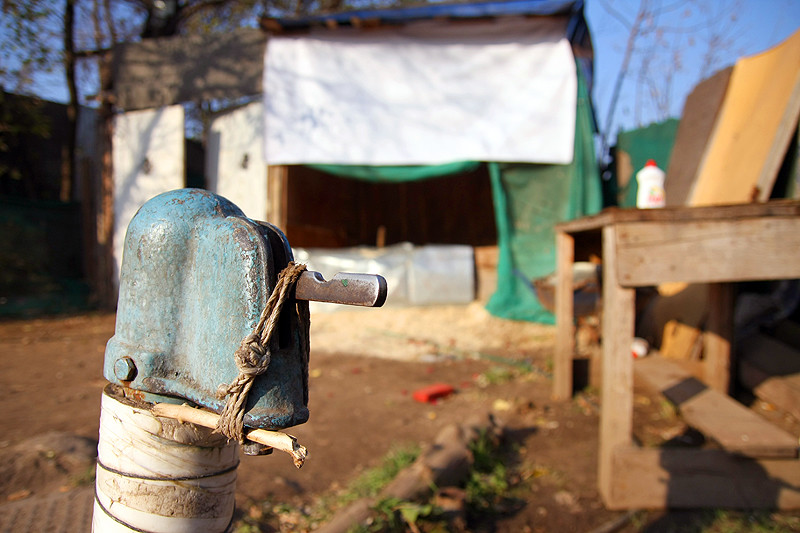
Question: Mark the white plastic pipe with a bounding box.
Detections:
[92,387,239,532]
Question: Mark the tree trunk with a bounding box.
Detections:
[98,54,115,309]
[61,0,77,203]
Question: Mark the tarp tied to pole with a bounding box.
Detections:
[264,17,577,166]
[486,65,602,323]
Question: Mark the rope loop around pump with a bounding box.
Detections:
[215,262,307,443]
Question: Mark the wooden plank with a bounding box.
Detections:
[615,149,634,199]
[598,225,637,503]
[703,283,734,393]
[552,230,575,401]
[615,217,800,286]
[589,341,603,389]
[661,320,702,360]
[665,67,733,207]
[606,445,800,510]
[740,358,800,422]
[689,29,800,206]
[643,283,708,349]
[555,200,800,236]
[113,28,267,111]
[266,165,288,231]
[635,356,798,458]
[755,74,800,201]
[739,334,800,421]
[474,245,498,302]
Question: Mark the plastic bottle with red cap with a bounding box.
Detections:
[635,159,666,208]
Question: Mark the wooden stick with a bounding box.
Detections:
[152,403,307,468]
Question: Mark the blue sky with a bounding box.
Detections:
[586,0,800,135]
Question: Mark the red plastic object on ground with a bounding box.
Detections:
[412,383,455,404]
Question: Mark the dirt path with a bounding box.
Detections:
[1,308,796,532]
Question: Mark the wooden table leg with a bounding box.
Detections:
[598,225,636,507]
[267,164,288,230]
[552,230,575,401]
[704,282,734,393]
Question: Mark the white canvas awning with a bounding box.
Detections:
[264,17,576,166]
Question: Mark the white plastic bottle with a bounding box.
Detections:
[635,159,666,208]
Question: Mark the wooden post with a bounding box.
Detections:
[704,282,734,393]
[589,327,604,390]
[61,0,77,203]
[79,156,98,303]
[598,224,636,507]
[98,98,116,309]
[90,43,116,310]
[267,165,288,231]
[552,230,575,400]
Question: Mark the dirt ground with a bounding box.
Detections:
[1,305,798,532]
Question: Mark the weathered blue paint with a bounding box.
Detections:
[104,189,309,430]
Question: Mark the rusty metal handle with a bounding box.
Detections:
[295,271,387,307]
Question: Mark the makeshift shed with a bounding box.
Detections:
[111,0,602,320]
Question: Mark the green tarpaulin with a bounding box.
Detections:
[485,66,602,322]
[309,161,481,182]
[615,118,679,208]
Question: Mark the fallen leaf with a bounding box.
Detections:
[493,399,512,411]
[8,489,31,502]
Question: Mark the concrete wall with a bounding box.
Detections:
[205,101,267,221]
[112,105,185,287]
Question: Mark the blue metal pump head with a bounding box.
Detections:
[104,189,308,430]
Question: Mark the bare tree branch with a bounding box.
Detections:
[103,0,117,42]
[597,0,632,30]
[600,0,651,157]
[599,0,745,155]
[179,0,231,22]
[74,47,112,58]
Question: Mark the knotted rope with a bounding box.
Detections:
[215,261,307,443]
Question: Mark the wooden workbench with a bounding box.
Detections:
[552,201,800,509]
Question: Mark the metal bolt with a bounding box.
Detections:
[242,441,274,456]
[114,357,137,381]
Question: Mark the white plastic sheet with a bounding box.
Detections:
[293,243,475,312]
[264,17,576,165]
[93,391,237,532]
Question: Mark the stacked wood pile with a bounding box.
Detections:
[738,318,800,422]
